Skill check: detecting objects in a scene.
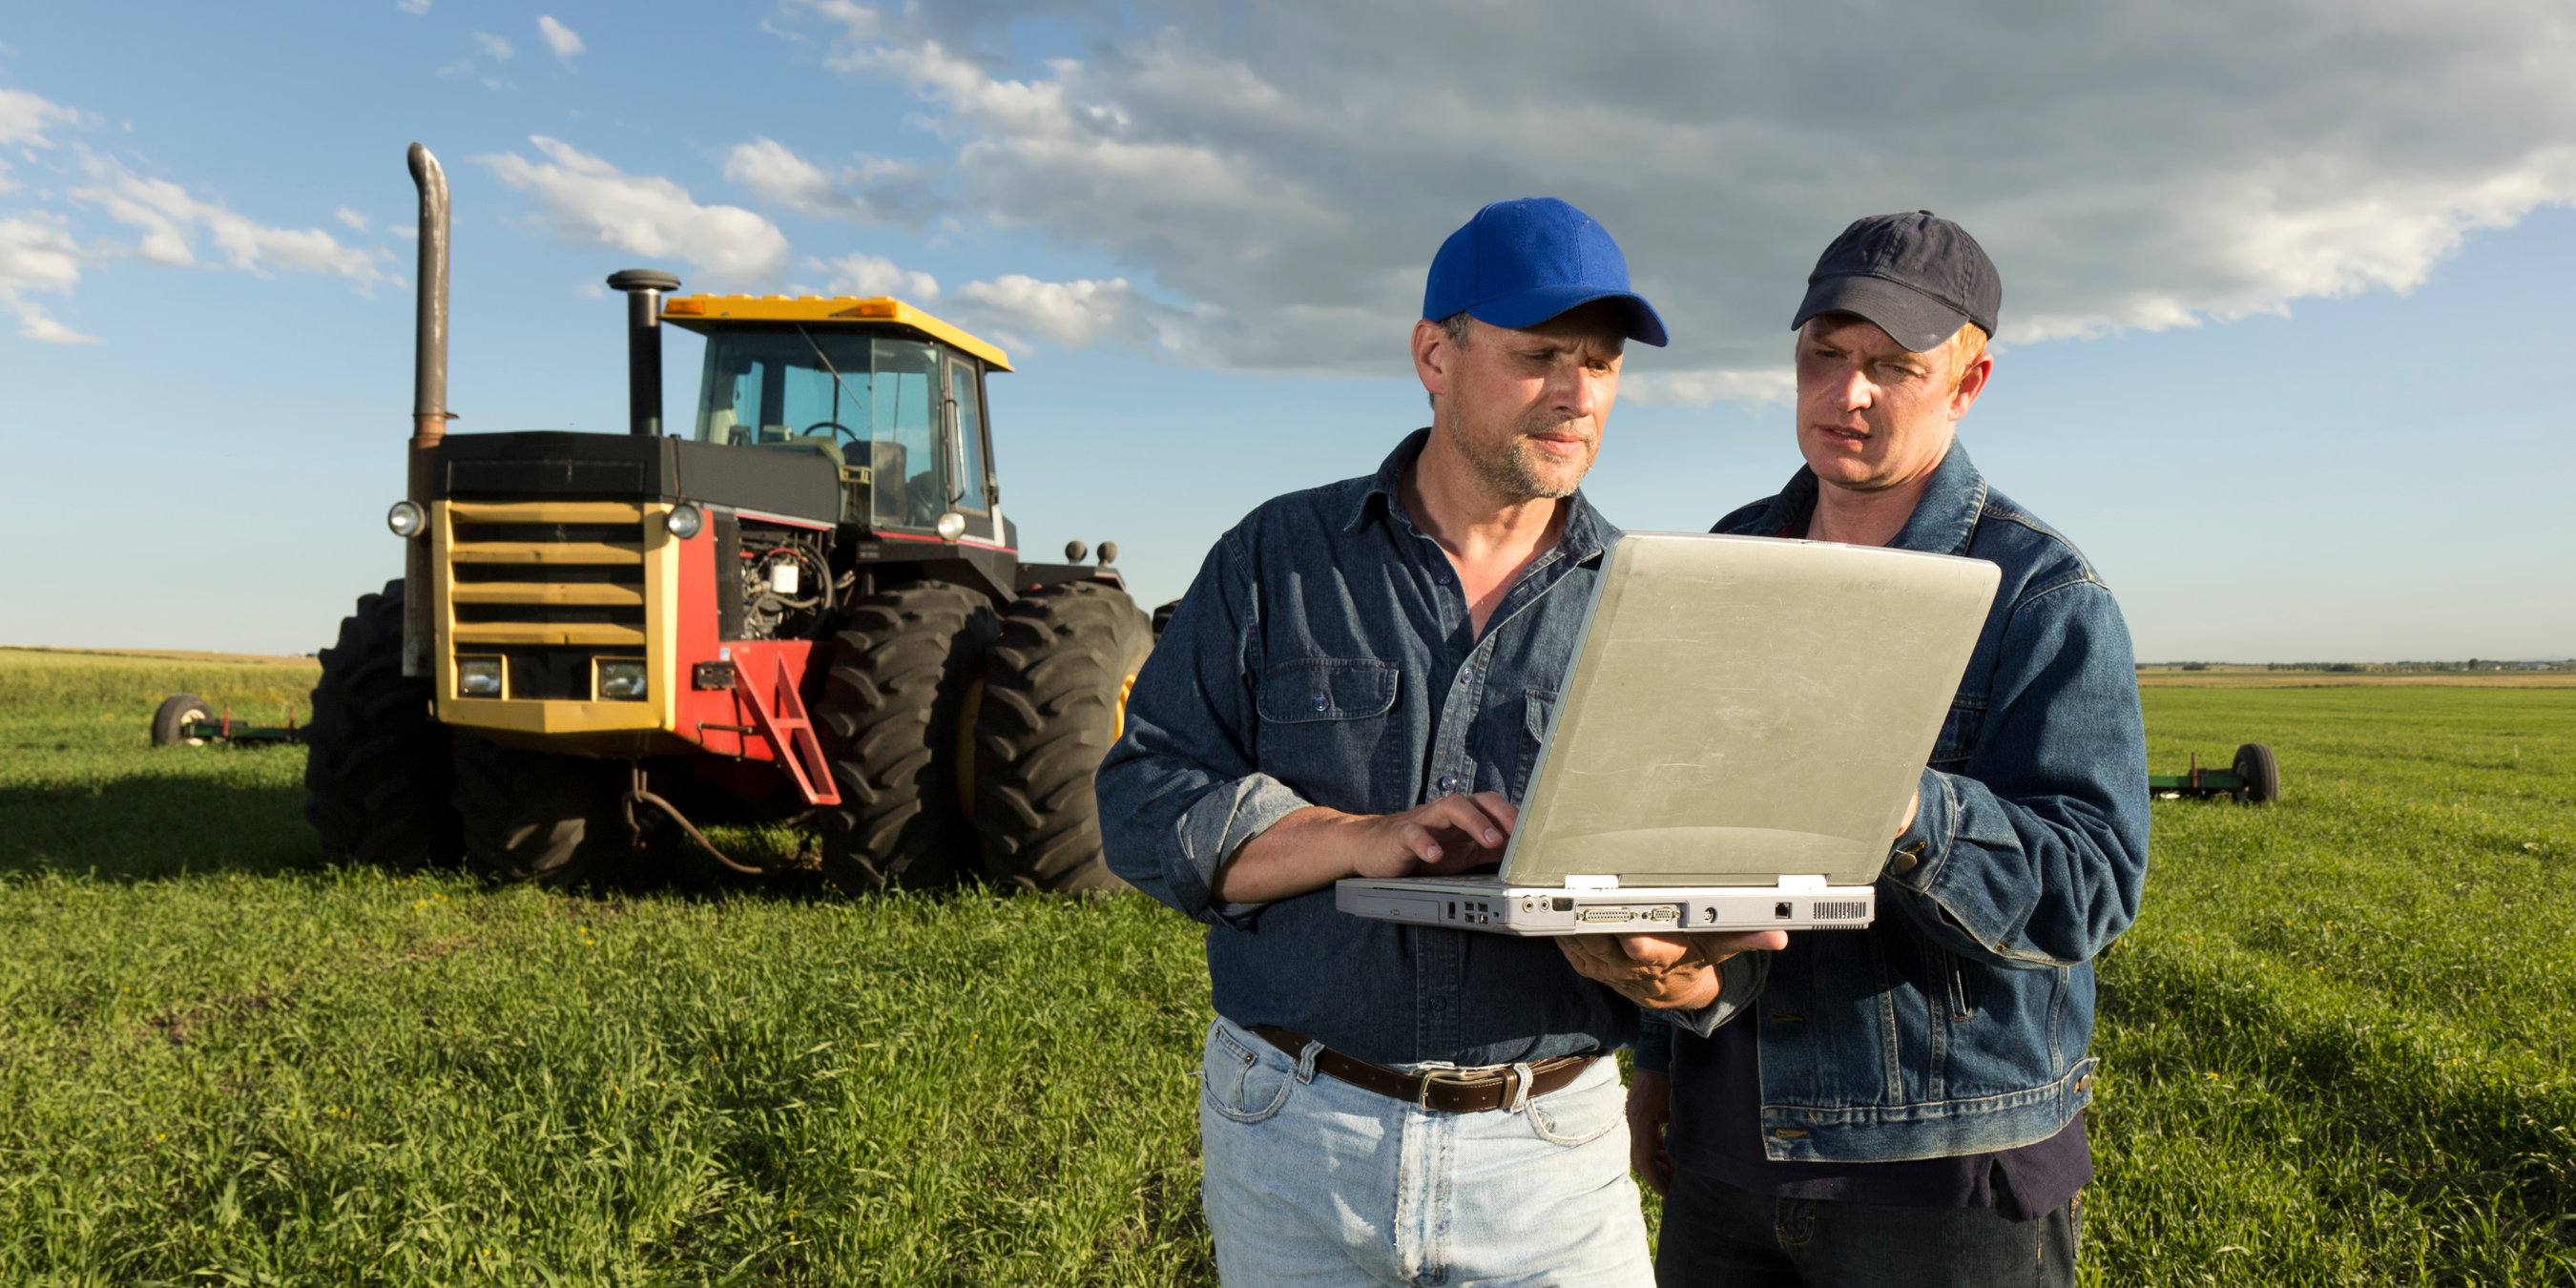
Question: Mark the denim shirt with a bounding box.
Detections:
[1639,442,2150,1163]
[1097,429,1641,1068]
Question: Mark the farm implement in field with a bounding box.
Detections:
[2150,742,2281,803]
[149,694,305,748]
[277,143,1154,893]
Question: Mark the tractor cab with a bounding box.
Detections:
[661,296,1008,546]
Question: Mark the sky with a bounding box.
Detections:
[2,0,2571,663]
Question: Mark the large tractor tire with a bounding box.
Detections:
[452,735,671,887]
[970,581,1153,894]
[813,582,1000,892]
[303,580,461,868]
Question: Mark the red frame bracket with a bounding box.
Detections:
[731,654,841,807]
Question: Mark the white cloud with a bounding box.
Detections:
[0,89,77,146]
[537,15,585,63]
[335,206,369,232]
[397,0,431,13]
[795,0,2576,397]
[70,153,389,292]
[477,135,790,283]
[815,251,938,300]
[722,136,943,227]
[0,214,99,343]
[952,274,1147,347]
[472,31,516,60]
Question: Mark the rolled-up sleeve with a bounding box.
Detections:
[1097,530,1309,926]
[1882,577,2150,969]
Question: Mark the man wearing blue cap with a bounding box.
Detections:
[1099,198,1771,1283]
[1628,213,2150,1287]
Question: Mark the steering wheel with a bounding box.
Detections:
[803,420,856,445]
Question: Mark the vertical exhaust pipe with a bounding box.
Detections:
[404,142,451,679]
[607,269,682,436]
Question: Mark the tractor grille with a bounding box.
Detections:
[443,502,654,699]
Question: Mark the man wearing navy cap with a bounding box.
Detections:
[1629,213,2150,1287]
[1100,198,1773,1283]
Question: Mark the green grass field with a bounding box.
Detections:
[1,651,2569,1285]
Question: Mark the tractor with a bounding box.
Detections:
[298,143,1151,894]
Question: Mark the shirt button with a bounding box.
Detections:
[1459,667,1472,684]
[1430,997,1446,1011]
[1435,569,1452,585]
[1437,773,1462,793]
[1311,693,1328,713]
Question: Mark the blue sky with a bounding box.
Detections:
[3,1,2570,662]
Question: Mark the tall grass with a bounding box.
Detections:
[1,653,2570,1284]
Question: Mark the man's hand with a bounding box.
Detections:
[1628,1070,1674,1197]
[1557,930,1788,1010]
[1211,792,1519,904]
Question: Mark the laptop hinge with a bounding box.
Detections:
[1562,875,1619,890]
[1776,875,1829,892]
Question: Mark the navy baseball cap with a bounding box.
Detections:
[1423,198,1668,346]
[1793,211,2000,352]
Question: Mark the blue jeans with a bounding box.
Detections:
[1197,1016,1654,1286]
[1653,1164,2081,1288]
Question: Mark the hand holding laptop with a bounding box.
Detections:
[1556,798,1915,1008]
[1558,930,1788,1009]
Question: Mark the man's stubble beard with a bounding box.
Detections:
[1446,411,1597,502]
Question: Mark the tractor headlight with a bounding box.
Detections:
[457,656,504,697]
[596,659,648,701]
[386,501,426,538]
[936,510,967,542]
[664,504,704,539]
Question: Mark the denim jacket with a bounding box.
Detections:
[1639,442,2150,1162]
[1096,429,1642,1068]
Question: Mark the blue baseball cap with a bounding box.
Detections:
[1423,197,1668,347]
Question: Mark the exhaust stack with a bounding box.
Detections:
[404,142,451,678]
[607,269,682,437]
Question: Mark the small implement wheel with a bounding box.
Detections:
[452,736,671,886]
[303,580,462,868]
[2233,742,2282,804]
[970,581,1153,894]
[813,582,1000,892]
[151,694,216,747]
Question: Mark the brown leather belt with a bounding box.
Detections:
[1255,1026,1595,1113]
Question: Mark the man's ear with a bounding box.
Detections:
[1948,350,1994,420]
[1412,319,1455,406]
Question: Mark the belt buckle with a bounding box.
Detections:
[1414,1067,1489,1111]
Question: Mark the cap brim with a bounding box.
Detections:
[1792,275,1971,353]
[1467,285,1669,347]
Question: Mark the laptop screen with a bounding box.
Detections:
[1500,533,1998,887]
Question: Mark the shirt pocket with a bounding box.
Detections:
[1254,658,1403,810]
[1514,688,1558,803]
[1930,696,1984,771]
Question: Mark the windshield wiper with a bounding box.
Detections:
[794,324,868,436]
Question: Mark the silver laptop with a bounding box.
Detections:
[1337,531,1999,936]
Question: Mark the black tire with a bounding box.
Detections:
[303,580,462,868]
[452,735,670,886]
[152,694,215,747]
[970,581,1153,894]
[812,582,1000,892]
[2233,742,2282,804]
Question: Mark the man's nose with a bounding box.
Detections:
[1837,365,1875,411]
[1554,363,1608,419]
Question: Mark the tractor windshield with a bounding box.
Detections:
[693,330,948,530]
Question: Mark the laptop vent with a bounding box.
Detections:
[1814,901,1868,921]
